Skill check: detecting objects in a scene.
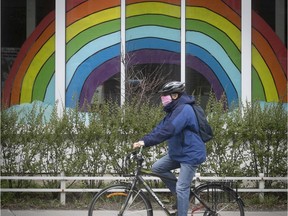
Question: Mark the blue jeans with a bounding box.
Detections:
[151,154,198,216]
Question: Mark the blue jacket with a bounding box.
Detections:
[141,93,206,165]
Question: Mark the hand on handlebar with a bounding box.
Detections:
[132,141,145,149]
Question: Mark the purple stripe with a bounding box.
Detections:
[79,50,224,107]
[79,57,120,107]
[186,54,223,99]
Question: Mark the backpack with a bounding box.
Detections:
[191,104,213,143]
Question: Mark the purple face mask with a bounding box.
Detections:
[161,95,172,106]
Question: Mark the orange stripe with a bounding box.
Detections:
[3,12,54,106]
[188,0,287,102]
[11,0,119,105]
[67,0,120,25]
[187,0,240,29]
[10,22,55,105]
[253,29,286,100]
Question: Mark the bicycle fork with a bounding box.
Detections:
[118,181,139,216]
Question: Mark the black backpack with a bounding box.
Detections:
[191,104,213,143]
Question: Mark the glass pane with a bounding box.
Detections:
[65,1,121,108]
[252,0,287,103]
[186,0,241,108]
[1,0,55,107]
[125,0,181,104]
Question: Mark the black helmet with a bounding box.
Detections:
[159,81,185,95]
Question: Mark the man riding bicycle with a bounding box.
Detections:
[133,81,207,216]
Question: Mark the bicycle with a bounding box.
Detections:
[88,147,245,216]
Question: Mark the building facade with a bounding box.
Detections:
[1,0,287,109]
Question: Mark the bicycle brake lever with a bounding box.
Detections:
[138,146,144,155]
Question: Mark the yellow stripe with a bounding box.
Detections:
[127,2,180,18]
[186,7,240,49]
[252,46,279,101]
[66,7,121,42]
[187,6,279,101]
[20,7,121,103]
[19,3,279,104]
[20,36,55,103]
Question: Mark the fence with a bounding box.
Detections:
[1,173,287,205]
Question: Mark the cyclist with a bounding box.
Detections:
[133,81,206,216]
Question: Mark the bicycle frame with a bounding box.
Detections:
[89,148,244,216]
[119,161,213,216]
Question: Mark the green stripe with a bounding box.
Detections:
[32,54,55,101]
[32,19,121,101]
[126,14,180,30]
[252,67,266,101]
[66,19,121,61]
[186,19,240,71]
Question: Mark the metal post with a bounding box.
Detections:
[55,0,66,116]
[60,172,66,205]
[120,0,126,106]
[241,0,252,105]
[259,173,265,202]
[194,173,201,204]
[181,0,186,83]
[26,0,36,37]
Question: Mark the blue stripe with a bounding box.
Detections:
[66,44,120,107]
[186,43,238,105]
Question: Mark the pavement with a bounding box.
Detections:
[1,209,287,216]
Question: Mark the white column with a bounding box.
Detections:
[181,0,186,83]
[120,0,126,106]
[275,0,286,44]
[26,0,36,37]
[0,2,1,79]
[55,0,66,116]
[241,0,252,104]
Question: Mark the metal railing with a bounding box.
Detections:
[1,173,287,205]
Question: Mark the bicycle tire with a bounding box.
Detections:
[88,183,153,216]
[189,182,245,216]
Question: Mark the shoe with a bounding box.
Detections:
[172,199,177,210]
[172,202,177,210]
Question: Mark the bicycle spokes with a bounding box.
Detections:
[190,183,244,216]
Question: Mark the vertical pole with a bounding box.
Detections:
[275,0,286,44]
[26,0,36,38]
[241,0,252,105]
[181,0,186,83]
[259,173,265,202]
[60,172,66,205]
[55,0,66,116]
[194,173,200,204]
[0,0,1,81]
[120,0,126,106]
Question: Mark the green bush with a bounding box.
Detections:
[1,96,287,184]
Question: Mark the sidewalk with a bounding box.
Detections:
[1,209,287,216]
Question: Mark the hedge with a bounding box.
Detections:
[1,96,287,190]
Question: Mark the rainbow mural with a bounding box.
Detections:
[2,0,287,108]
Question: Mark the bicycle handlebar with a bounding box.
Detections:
[124,146,144,169]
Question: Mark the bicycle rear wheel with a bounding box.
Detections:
[189,182,245,216]
[88,184,153,216]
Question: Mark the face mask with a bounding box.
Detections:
[161,95,172,106]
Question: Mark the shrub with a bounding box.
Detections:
[1,97,287,182]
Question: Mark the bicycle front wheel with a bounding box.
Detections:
[88,183,153,216]
[189,182,245,216]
